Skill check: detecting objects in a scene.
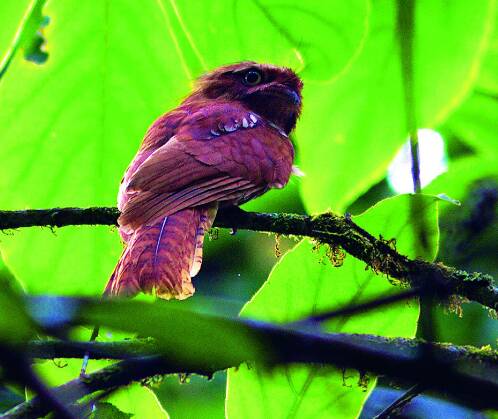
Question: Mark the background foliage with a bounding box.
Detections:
[0,0,497,418]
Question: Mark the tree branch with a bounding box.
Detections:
[5,332,498,418]
[0,206,496,311]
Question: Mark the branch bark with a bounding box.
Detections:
[0,206,496,311]
[4,332,498,418]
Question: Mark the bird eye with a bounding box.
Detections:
[243,70,262,86]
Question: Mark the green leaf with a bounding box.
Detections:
[77,299,265,369]
[89,402,133,419]
[475,6,498,94]
[34,360,168,419]
[298,1,495,213]
[0,0,368,296]
[101,385,169,419]
[424,156,498,203]
[442,9,498,158]
[146,0,370,82]
[443,92,498,158]
[226,194,439,419]
[0,258,35,344]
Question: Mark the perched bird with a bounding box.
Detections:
[105,61,303,299]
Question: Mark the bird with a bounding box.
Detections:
[105,61,303,300]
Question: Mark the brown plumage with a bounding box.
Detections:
[105,61,303,299]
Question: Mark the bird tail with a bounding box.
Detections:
[105,205,217,299]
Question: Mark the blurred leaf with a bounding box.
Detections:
[27,295,265,368]
[226,194,439,419]
[0,259,35,344]
[442,8,498,159]
[424,156,498,203]
[0,0,368,297]
[298,1,495,213]
[475,5,498,94]
[77,299,265,369]
[444,92,498,158]
[0,249,24,294]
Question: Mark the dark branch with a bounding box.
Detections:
[0,207,119,229]
[7,332,498,418]
[0,206,495,311]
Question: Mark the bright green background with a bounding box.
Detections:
[0,0,497,418]
[227,194,438,419]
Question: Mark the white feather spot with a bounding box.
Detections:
[249,113,258,123]
[224,124,237,132]
[210,129,220,136]
[292,165,305,177]
[272,182,284,189]
[242,118,249,128]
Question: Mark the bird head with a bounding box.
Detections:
[189,61,303,134]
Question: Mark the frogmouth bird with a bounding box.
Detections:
[105,61,303,299]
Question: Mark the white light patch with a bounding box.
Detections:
[387,129,448,193]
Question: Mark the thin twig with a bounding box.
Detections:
[374,383,426,419]
[291,287,424,326]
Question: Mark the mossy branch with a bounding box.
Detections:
[0,206,496,311]
[4,333,498,418]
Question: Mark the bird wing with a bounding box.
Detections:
[119,103,293,231]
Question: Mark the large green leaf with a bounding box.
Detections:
[76,299,265,368]
[0,0,368,296]
[442,8,498,158]
[0,252,34,344]
[0,272,34,344]
[425,155,498,201]
[476,6,498,94]
[226,194,439,419]
[102,387,168,419]
[298,0,495,213]
[443,92,498,157]
[0,0,189,295]
[145,0,370,81]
